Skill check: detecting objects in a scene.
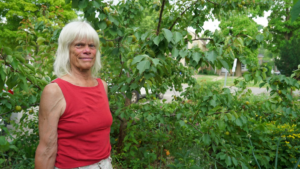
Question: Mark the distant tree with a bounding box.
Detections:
[265,0,300,54]
[275,38,300,76]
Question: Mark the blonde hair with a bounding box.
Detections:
[54,20,101,78]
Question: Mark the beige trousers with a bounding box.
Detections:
[54,156,113,169]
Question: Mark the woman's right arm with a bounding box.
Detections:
[35,83,65,169]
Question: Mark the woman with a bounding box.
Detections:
[35,21,113,169]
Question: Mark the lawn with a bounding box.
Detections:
[195,75,268,88]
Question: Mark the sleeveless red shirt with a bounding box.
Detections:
[52,78,113,168]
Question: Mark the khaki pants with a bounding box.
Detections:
[54,156,113,169]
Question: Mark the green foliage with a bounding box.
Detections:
[0,0,76,49]
[198,69,217,75]
[265,0,300,54]
[275,38,300,76]
[291,0,300,22]
[0,4,71,168]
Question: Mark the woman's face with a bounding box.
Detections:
[69,38,97,72]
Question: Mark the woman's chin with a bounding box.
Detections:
[76,65,94,72]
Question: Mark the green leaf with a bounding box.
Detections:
[179,50,188,58]
[172,48,179,58]
[78,0,88,9]
[141,32,149,41]
[241,162,248,169]
[232,157,238,166]
[235,118,242,126]
[192,52,201,63]
[220,59,230,71]
[152,59,160,66]
[72,0,79,8]
[131,55,146,65]
[206,50,218,63]
[173,32,182,44]
[225,156,232,166]
[65,0,71,4]
[9,145,18,151]
[92,1,101,8]
[256,34,264,42]
[202,134,211,145]
[291,0,300,22]
[179,120,185,126]
[108,15,119,26]
[98,21,107,30]
[162,28,173,43]
[153,36,161,46]
[2,47,12,55]
[36,37,46,45]
[293,156,300,169]
[189,166,201,169]
[137,60,150,74]
[244,73,251,82]
[0,136,6,145]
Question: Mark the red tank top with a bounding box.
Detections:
[52,78,113,168]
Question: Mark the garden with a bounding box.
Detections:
[0,0,300,168]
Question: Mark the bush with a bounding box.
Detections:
[275,39,300,77]
[198,69,217,75]
[108,75,300,168]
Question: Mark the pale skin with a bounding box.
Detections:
[35,38,108,169]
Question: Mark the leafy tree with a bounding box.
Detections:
[71,0,274,157]
[0,0,76,49]
[0,2,76,167]
[291,0,300,21]
[265,0,300,53]
[275,38,300,76]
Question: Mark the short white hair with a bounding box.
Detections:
[54,20,101,78]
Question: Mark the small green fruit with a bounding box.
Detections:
[108,41,114,47]
[15,106,22,112]
[103,7,110,14]
[105,19,112,27]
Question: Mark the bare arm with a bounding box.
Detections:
[101,80,108,94]
[35,83,65,169]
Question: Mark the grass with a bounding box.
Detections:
[195,75,269,88]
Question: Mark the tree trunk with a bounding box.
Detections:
[236,59,242,77]
[116,97,131,154]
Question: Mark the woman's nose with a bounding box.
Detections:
[83,45,91,53]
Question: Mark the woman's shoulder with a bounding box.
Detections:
[99,79,107,85]
[42,83,63,97]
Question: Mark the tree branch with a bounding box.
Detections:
[169,0,199,31]
[206,0,219,5]
[156,0,166,35]
[110,109,124,122]
[106,37,123,41]
[0,103,40,117]
[5,63,41,90]
[187,121,203,134]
